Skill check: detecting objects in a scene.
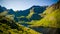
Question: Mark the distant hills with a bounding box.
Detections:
[0,5,47,22]
[0,6,7,13]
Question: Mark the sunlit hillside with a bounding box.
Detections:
[29,1,60,28]
[26,8,34,19]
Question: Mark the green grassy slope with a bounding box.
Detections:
[29,1,60,28]
[0,12,41,34]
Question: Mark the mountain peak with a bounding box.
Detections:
[32,5,40,7]
[31,5,47,8]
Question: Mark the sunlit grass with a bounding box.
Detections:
[29,9,60,28]
[26,8,34,19]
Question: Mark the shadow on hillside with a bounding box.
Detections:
[30,26,60,34]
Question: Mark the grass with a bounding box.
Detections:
[29,8,60,28]
[0,16,42,34]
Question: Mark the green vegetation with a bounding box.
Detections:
[30,9,60,28]
[0,1,60,34]
[26,8,34,19]
[29,1,60,28]
[0,11,41,34]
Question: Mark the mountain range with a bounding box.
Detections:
[0,0,60,34]
[0,5,47,22]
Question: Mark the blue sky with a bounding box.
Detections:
[0,0,58,10]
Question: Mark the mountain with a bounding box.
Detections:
[31,6,47,14]
[14,6,47,22]
[28,1,60,34]
[0,5,47,34]
[0,12,42,34]
[30,0,60,28]
[8,9,15,14]
[0,6,7,13]
[0,5,47,22]
[0,1,60,34]
[16,6,47,16]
